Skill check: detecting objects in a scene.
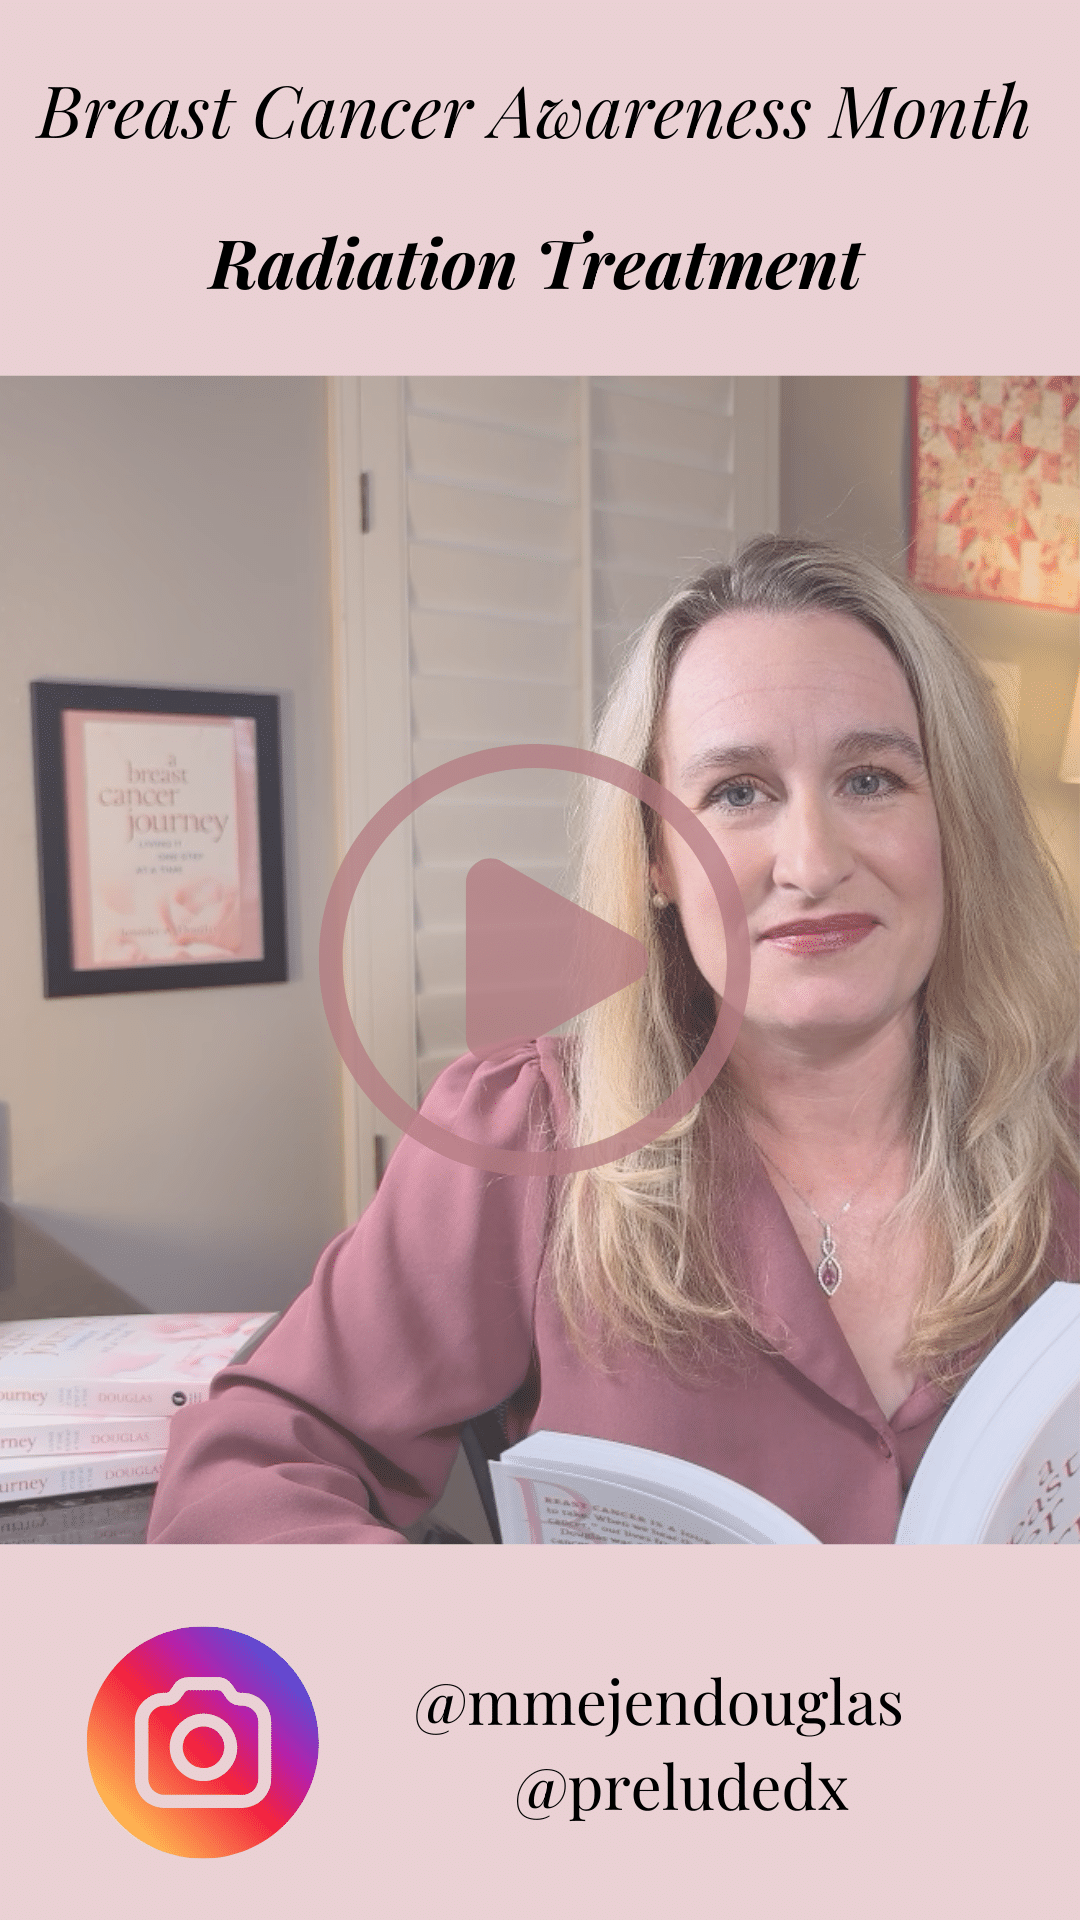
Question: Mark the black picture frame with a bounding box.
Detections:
[31,681,287,998]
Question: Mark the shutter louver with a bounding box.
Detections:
[404,378,585,1092]
[590,377,739,707]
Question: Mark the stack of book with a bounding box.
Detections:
[0,1312,275,1543]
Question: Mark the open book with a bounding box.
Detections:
[490,1281,1079,1545]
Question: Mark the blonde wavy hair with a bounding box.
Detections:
[553,537,1079,1381]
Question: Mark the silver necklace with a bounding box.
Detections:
[754,1139,898,1297]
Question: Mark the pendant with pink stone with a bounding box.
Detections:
[817,1231,842,1296]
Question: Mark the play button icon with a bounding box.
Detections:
[320,743,749,1174]
[465,859,647,1058]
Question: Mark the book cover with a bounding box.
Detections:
[0,1314,274,1414]
[0,1447,164,1505]
[0,1412,173,1457]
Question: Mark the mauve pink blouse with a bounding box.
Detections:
[147,1042,1079,1547]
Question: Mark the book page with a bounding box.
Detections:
[495,1469,786,1545]
[981,1394,1080,1545]
[492,1435,821,1542]
[896,1286,1080,1543]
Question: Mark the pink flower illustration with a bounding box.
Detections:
[158,878,242,954]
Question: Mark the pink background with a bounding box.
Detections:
[4,1548,1076,1912]
[3,1,1077,1910]
[6,0,1076,373]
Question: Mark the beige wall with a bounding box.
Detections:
[780,376,1079,914]
[0,379,345,1312]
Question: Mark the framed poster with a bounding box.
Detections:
[31,682,287,996]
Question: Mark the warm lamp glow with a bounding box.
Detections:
[1060,671,1080,784]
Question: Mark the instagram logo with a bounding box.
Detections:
[86,1627,318,1856]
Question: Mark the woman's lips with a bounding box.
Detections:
[758,913,878,955]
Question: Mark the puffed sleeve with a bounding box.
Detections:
[147,1045,559,1543]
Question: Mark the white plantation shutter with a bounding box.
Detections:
[591,377,739,706]
[403,378,587,1091]
[591,377,779,706]
[330,376,777,1211]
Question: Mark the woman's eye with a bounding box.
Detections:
[714,781,761,809]
[845,768,899,799]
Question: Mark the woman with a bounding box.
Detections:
[148,539,1078,1545]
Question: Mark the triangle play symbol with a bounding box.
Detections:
[465,858,647,1058]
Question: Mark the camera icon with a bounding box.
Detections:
[133,1676,272,1809]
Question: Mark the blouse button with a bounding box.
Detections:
[878,1435,893,1459]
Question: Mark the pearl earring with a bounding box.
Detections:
[651,891,670,910]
